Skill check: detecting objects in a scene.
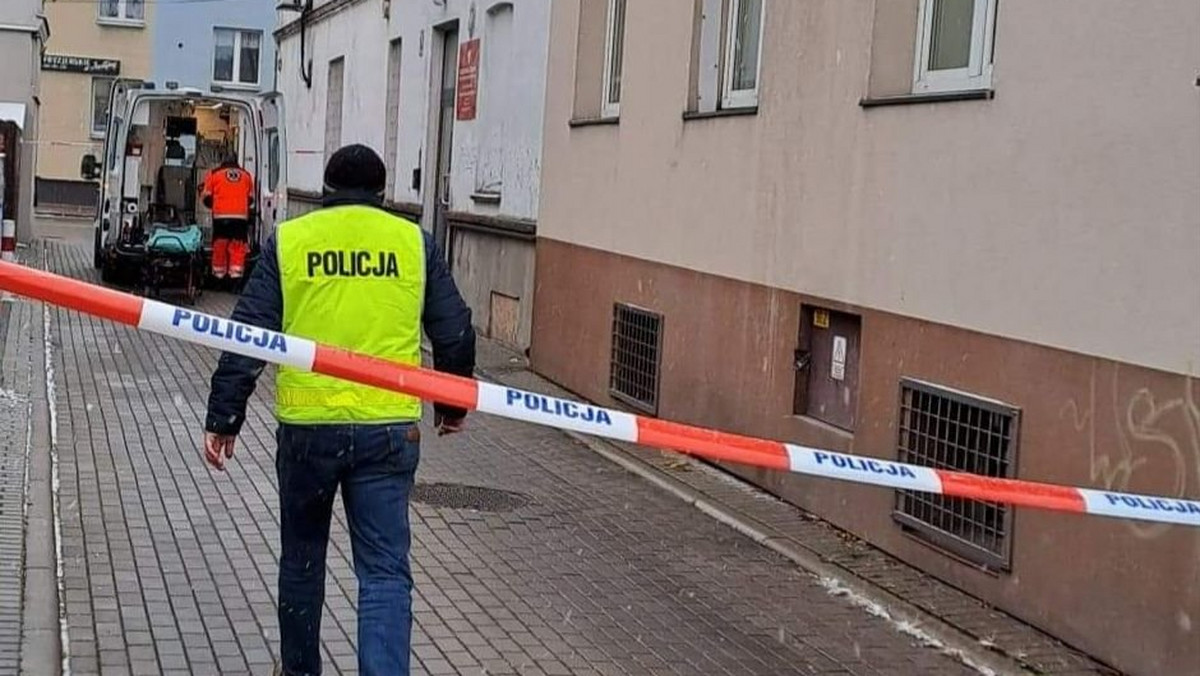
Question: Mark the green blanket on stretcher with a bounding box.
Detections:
[146,224,203,255]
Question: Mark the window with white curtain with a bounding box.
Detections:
[99,0,144,23]
[213,28,263,87]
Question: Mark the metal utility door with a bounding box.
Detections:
[432,28,459,258]
[795,307,862,432]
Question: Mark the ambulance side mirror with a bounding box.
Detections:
[80,155,101,181]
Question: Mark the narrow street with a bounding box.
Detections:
[2,0,1191,672]
[4,224,1002,675]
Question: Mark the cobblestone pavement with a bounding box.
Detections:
[38,237,985,675]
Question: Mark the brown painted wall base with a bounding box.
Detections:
[530,237,1200,676]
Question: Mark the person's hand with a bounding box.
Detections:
[434,412,466,436]
[204,432,237,470]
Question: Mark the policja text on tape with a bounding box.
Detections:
[1,259,1197,529]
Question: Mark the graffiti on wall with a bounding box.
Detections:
[1061,364,1200,539]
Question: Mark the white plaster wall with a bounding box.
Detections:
[276,0,388,195]
[277,0,551,222]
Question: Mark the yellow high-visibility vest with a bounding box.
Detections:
[275,204,426,423]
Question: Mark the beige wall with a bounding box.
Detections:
[540,0,1200,378]
[37,5,153,180]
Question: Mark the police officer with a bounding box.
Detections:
[201,152,255,279]
[202,144,476,675]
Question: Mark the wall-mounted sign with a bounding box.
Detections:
[831,335,847,381]
[41,54,121,76]
[813,309,830,329]
[456,38,480,121]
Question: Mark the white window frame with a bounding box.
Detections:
[721,0,765,109]
[97,0,144,25]
[212,28,263,88]
[600,0,626,118]
[912,0,997,94]
[90,76,115,139]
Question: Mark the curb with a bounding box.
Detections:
[9,277,63,674]
[473,363,1034,676]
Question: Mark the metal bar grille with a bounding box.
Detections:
[893,378,1020,571]
[35,178,100,209]
[609,303,662,415]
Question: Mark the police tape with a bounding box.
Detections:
[1,260,1198,529]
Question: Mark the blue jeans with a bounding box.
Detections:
[274,422,420,675]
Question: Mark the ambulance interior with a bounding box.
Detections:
[119,97,257,245]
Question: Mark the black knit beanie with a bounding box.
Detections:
[323,144,387,194]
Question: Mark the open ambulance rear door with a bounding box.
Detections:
[90,78,140,269]
[256,91,288,248]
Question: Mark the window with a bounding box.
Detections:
[324,57,345,161]
[609,303,663,414]
[90,77,115,138]
[98,0,144,23]
[913,0,996,93]
[794,306,861,431]
[600,0,627,118]
[213,28,262,87]
[690,0,765,114]
[266,131,280,191]
[893,379,1019,571]
[722,0,764,108]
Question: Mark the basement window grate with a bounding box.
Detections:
[609,303,663,414]
[893,378,1020,572]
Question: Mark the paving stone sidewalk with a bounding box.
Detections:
[473,347,1120,676]
[27,236,1096,675]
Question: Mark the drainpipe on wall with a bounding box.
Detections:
[276,0,313,89]
[299,0,313,89]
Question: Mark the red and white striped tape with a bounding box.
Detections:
[1,259,1197,528]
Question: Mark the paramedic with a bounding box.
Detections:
[202,144,475,676]
[201,153,254,279]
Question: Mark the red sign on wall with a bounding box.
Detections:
[456,38,481,121]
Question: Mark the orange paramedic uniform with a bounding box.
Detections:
[202,166,255,279]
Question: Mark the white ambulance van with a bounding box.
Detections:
[80,79,287,287]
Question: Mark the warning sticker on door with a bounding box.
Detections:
[831,335,847,381]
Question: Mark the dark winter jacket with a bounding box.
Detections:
[204,190,476,435]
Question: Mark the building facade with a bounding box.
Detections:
[0,0,49,240]
[37,0,154,216]
[276,0,550,351]
[152,0,277,96]
[533,2,1200,675]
